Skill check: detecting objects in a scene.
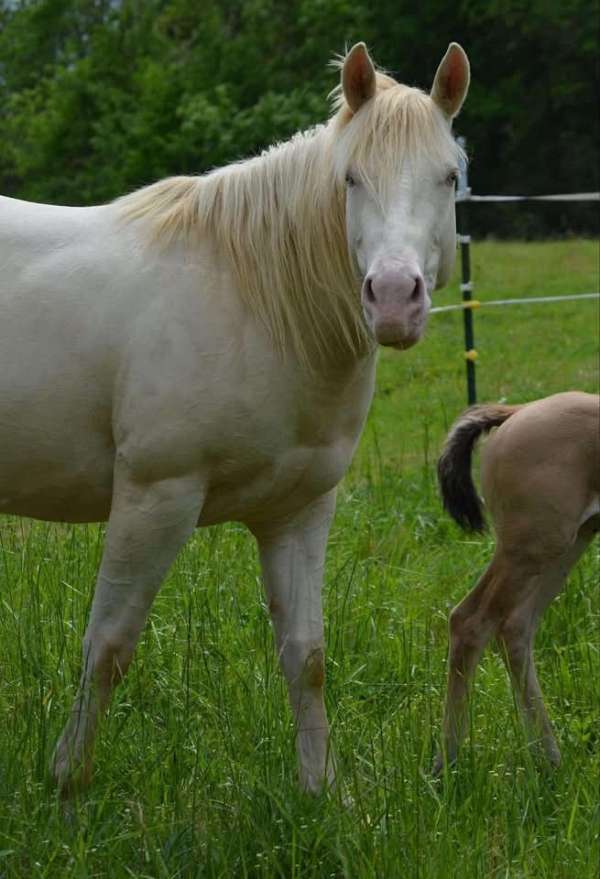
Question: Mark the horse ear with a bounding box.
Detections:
[342,42,376,114]
[431,43,470,119]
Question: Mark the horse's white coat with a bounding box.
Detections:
[0,43,469,794]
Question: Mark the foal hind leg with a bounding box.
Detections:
[52,466,204,796]
[433,560,504,775]
[497,533,593,767]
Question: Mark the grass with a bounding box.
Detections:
[0,239,598,878]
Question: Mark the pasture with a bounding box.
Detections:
[0,239,598,878]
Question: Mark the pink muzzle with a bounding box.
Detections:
[361,263,429,349]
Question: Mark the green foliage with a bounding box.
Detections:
[0,0,598,234]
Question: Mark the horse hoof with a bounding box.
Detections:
[50,746,92,799]
[431,754,444,778]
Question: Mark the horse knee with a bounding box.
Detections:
[302,646,325,689]
[280,638,325,689]
[498,618,531,673]
[84,631,135,691]
[448,607,488,661]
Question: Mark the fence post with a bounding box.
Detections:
[456,136,477,405]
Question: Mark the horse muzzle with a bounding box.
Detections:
[361,264,429,349]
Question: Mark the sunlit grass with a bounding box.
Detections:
[0,240,598,877]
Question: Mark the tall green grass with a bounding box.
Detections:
[0,240,598,878]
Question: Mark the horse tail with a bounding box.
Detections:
[437,403,523,532]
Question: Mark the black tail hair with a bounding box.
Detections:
[437,403,521,532]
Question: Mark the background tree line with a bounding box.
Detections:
[0,0,597,236]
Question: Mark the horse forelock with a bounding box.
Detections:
[117,65,461,370]
[332,72,465,202]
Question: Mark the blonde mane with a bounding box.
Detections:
[118,66,463,370]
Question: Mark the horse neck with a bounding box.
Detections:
[201,125,373,373]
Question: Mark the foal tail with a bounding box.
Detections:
[437,403,522,532]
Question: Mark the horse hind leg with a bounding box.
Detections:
[51,466,205,797]
[498,607,561,766]
[497,531,594,767]
[433,559,504,775]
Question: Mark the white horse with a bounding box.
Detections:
[0,42,469,796]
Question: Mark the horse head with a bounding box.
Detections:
[336,42,470,349]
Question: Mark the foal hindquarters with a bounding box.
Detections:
[433,392,599,775]
[434,517,595,775]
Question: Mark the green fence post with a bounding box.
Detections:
[456,137,477,405]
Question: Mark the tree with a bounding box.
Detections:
[1,0,597,235]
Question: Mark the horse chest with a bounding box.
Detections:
[199,438,355,526]
[115,336,376,526]
[196,365,374,525]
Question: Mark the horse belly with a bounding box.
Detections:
[0,337,116,522]
[0,419,115,523]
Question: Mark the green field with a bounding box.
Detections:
[0,240,598,878]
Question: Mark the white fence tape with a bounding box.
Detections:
[456,191,599,203]
[430,292,600,315]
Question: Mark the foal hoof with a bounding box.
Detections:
[533,744,561,772]
[431,751,456,778]
[431,754,444,778]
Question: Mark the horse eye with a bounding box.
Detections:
[345,172,356,187]
[446,170,459,186]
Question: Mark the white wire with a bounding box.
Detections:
[430,292,600,314]
[455,192,599,203]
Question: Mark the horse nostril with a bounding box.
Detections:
[410,276,423,303]
[365,278,376,304]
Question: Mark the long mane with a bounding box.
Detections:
[118,66,464,369]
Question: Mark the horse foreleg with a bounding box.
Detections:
[253,491,336,794]
[52,465,204,796]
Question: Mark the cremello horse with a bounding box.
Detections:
[0,42,469,796]
[435,392,599,773]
